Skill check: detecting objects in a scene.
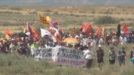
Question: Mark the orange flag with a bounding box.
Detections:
[85,23,94,37]
[32,29,41,40]
[4,29,11,37]
[123,24,130,35]
[96,26,102,37]
[80,24,86,32]
[4,29,11,39]
[72,25,76,36]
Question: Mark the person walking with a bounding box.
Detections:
[108,46,116,65]
[96,45,104,70]
[128,45,134,65]
[84,46,94,69]
[117,47,126,66]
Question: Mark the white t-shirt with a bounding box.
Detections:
[84,49,94,59]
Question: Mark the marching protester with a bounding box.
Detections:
[128,45,134,65]
[30,41,39,56]
[117,47,126,66]
[1,18,134,71]
[108,46,116,65]
[96,45,104,70]
[0,40,5,53]
[16,42,26,55]
[4,39,11,53]
[84,45,94,69]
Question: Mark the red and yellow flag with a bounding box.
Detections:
[4,29,11,39]
[39,14,50,26]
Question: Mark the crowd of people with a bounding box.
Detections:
[0,30,134,70]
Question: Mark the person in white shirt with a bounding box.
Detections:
[84,46,94,69]
[119,35,125,45]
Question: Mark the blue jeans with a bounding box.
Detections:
[119,60,125,66]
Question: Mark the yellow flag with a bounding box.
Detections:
[101,26,105,35]
[72,25,76,36]
[46,15,51,22]
[5,34,10,39]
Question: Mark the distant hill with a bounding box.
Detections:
[0,0,134,6]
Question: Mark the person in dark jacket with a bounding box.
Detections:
[96,45,104,70]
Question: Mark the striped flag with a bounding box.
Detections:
[39,14,50,26]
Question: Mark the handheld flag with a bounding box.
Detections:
[4,29,11,39]
[40,28,56,42]
[39,14,50,26]
[123,24,130,35]
[72,25,76,36]
[27,24,33,37]
[32,29,41,40]
[85,23,94,37]
[96,26,102,37]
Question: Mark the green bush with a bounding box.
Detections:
[94,16,119,24]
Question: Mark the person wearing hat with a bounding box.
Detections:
[96,45,104,70]
[128,45,134,65]
[108,46,116,65]
[117,47,126,66]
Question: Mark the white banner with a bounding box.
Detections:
[35,46,86,67]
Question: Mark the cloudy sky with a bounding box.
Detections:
[0,0,134,6]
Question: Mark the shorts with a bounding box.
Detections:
[119,60,125,66]
[98,58,103,63]
[109,60,115,65]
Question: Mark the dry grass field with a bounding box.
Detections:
[0,5,134,34]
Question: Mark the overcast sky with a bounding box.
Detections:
[0,0,134,6]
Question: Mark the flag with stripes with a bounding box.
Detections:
[39,14,50,26]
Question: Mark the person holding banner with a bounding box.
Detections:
[84,46,94,69]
